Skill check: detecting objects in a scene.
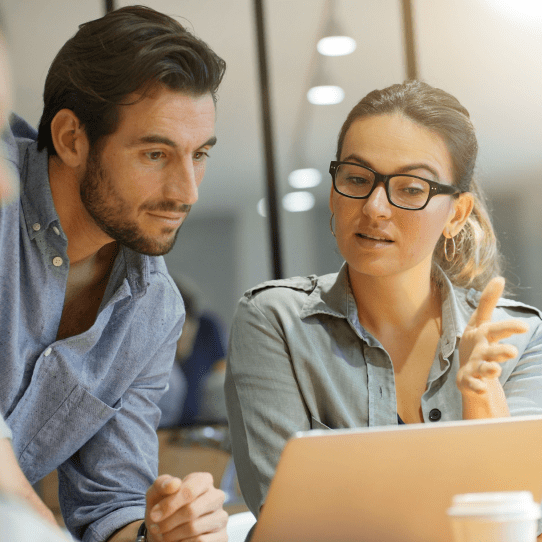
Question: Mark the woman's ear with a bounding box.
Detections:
[50,109,89,169]
[444,192,474,238]
[329,185,335,214]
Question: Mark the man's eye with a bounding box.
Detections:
[194,151,209,161]
[146,151,165,161]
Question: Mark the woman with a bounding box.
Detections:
[225,81,542,518]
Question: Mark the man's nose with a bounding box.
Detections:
[164,161,199,205]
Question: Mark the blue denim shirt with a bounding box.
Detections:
[225,264,542,518]
[0,118,184,542]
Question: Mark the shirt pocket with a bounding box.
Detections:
[18,385,122,483]
[310,417,333,431]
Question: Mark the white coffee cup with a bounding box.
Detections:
[447,491,541,542]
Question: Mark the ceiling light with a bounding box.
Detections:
[288,168,322,189]
[317,36,356,56]
[282,191,315,213]
[307,85,344,105]
[488,0,542,18]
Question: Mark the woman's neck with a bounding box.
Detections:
[348,264,442,337]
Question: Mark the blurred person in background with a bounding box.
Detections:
[159,276,227,429]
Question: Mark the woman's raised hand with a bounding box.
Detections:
[457,277,529,396]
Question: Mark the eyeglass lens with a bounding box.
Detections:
[334,163,430,209]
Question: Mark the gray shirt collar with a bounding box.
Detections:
[301,261,468,359]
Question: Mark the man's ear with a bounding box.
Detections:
[50,109,89,168]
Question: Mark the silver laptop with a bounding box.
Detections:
[251,415,542,542]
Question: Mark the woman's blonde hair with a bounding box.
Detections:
[335,80,502,291]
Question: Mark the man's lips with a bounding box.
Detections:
[355,232,394,242]
[147,212,186,225]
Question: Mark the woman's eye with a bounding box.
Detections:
[403,187,423,194]
[348,176,370,185]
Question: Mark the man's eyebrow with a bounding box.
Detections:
[202,136,217,148]
[127,135,217,149]
[342,154,441,180]
[129,135,178,148]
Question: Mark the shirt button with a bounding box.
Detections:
[32,223,41,231]
[44,347,52,357]
[52,256,63,267]
[53,226,60,236]
[429,408,442,422]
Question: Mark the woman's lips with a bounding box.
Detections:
[355,232,394,243]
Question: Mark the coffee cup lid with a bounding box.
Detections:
[448,492,541,520]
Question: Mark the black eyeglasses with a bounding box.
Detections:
[329,161,463,210]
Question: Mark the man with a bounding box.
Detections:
[0,6,227,542]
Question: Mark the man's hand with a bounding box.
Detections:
[457,276,528,396]
[145,473,227,542]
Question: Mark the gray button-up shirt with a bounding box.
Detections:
[225,264,542,517]
[0,119,184,541]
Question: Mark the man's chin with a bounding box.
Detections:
[120,229,180,256]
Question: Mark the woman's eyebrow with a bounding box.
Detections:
[396,163,440,180]
[342,154,441,180]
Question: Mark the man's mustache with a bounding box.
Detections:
[141,201,192,213]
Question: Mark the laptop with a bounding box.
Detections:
[251,415,542,542]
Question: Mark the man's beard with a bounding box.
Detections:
[80,146,186,256]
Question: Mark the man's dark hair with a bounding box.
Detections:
[37,5,226,155]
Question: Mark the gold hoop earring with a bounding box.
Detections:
[329,213,336,237]
[444,236,456,262]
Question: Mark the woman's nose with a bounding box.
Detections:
[362,183,392,219]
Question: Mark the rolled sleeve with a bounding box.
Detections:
[58,320,181,542]
[504,318,542,417]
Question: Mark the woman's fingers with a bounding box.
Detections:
[474,342,519,364]
[471,276,505,327]
[458,372,488,394]
[485,319,529,343]
[457,361,501,394]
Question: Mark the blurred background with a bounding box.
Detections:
[3,0,541,334]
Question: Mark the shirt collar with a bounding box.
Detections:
[19,141,64,241]
[19,140,152,298]
[299,261,468,354]
[122,246,151,298]
[434,265,468,358]
[300,262,350,321]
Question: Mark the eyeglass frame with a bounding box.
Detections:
[329,160,465,211]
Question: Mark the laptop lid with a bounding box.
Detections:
[251,415,542,542]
